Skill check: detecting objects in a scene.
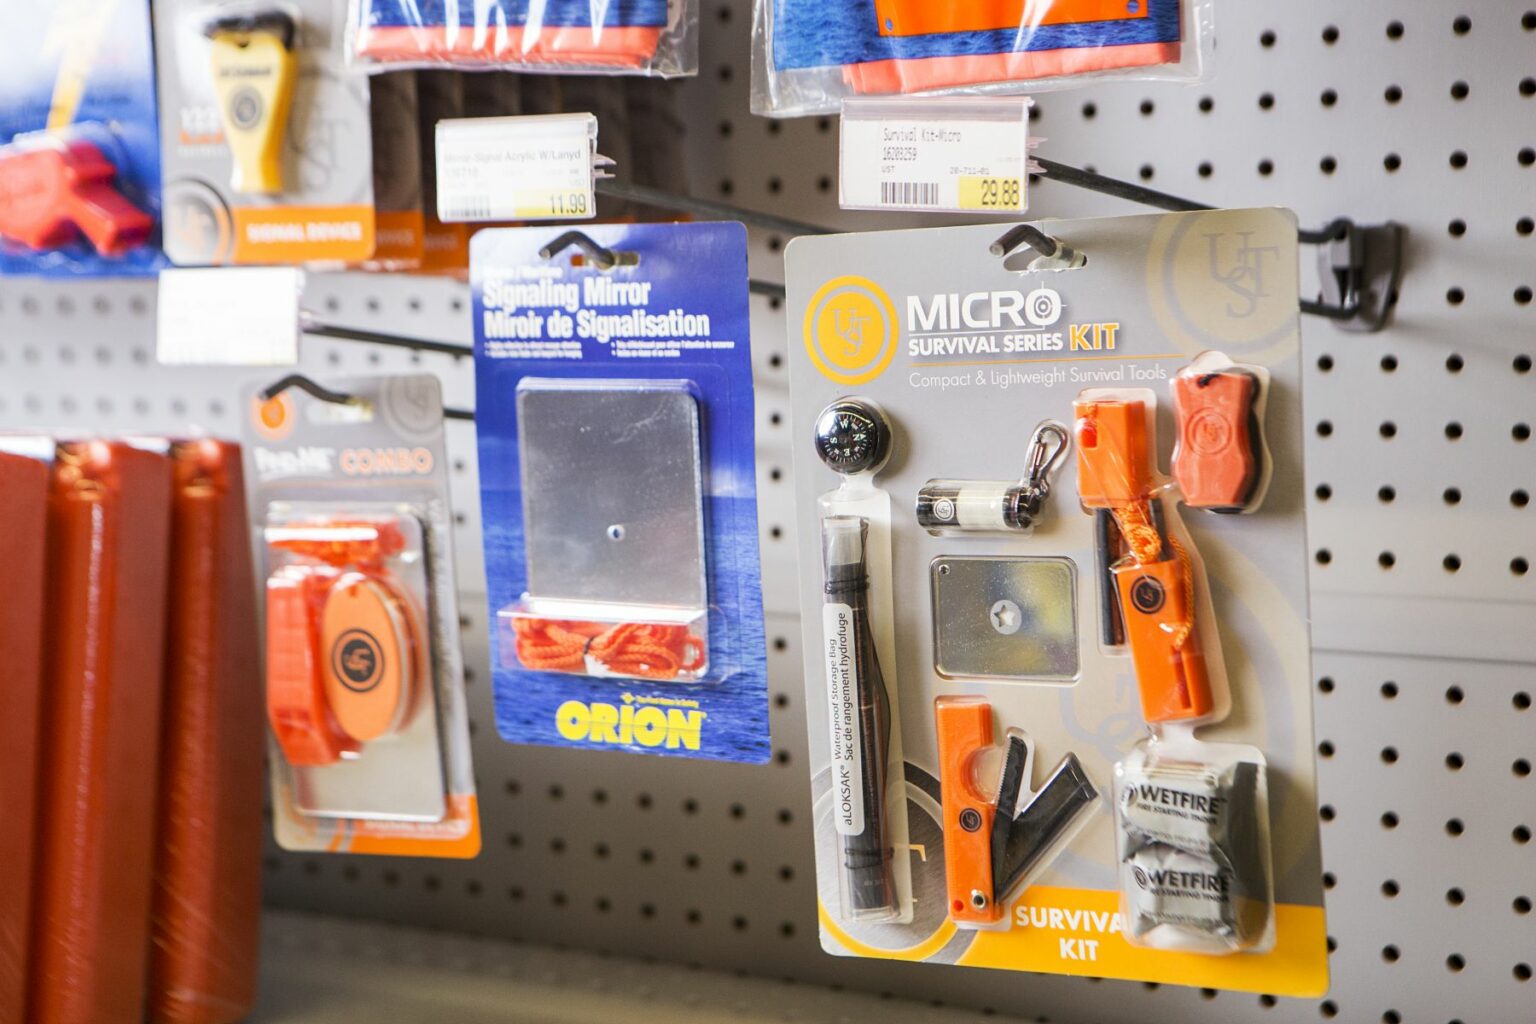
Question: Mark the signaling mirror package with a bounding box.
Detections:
[155,0,377,265]
[474,222,770,763]
[784,209,1327,995]
[243,374,480,857]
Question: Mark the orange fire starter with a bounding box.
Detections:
[1074,398,1214,724]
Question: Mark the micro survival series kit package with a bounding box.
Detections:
[785,209,1329,995]
[474,222,771,763]
[245,375,481,857]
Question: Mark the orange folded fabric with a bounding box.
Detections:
[149,441,264,1024]
[30,441,172,1024]
[0,452,48,1024]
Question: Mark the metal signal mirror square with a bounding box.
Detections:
[930,555,1078,681]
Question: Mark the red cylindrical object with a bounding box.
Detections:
[0,452,48,1024]
[30,441,172,1024]
[149,440,264,1024]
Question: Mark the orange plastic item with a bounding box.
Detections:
[266,568,361,766]
[843,42,1181,95]
[320,573,418,742]
[1074,397,1152,508]
[511,617,707,680]
[0,452,47,1024]
[935,697,1005,926]
[1173,369,1259,510]
[151,440,263,1024]
[0,136,153,256]
[1074,398,1214,724]
[873,0,1145,38]
[267,518,407,568]
[31,441,171,1024]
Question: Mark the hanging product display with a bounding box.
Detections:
[473,222,770,763]
[30,441,173,1024]
[155,0,376,265]
[0,448,47,1024]
[0,0,163,276]
[150,440,264,1024]
[751,0,1212,117]
[784,209,1327,994]
[244,375,480,857]
[346,0,699,77]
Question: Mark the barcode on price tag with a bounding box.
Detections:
[840,97,1031,216]
[435,113,597,223]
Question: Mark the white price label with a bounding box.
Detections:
[156,267,301,366]
[840,97,1031,215]
[435,113,597,223]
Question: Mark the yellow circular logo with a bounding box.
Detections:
[804,275,898,385]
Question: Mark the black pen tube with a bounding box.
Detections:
[821,515,898,920]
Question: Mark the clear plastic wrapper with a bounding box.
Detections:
[752,0,1212,117]
[347,0,699,76]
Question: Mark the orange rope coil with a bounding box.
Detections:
[512,617,706,680]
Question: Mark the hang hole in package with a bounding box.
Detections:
[785,209,1328,996]
[474,222,770,763]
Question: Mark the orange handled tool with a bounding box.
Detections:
[1074,397,1215,724]
[1172,369,1262,511]
[0,135,152,256]
[936,697,1097,927]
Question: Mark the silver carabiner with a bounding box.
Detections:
[1021,420,1070,501]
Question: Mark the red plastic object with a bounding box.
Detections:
[150,441,263,1024]
[31,441,172,1024]
[0,135,153,256]
[0,452,47,1024]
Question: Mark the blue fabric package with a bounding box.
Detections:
[473,222,770,763]
[0,0,165,276]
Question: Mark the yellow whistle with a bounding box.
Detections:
[205,11,298,195]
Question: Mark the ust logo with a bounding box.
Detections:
[804,275,898,385]
[1206,230,1281,318]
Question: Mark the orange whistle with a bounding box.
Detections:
[937,697,1004,925]
[1073,396,1215,724]
[1173,369,1261,511]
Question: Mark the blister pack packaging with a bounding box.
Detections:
[244,375,480,857]
[155,0,377,265]
[474,222,770,762]
[752,0,1211,117]
[0,1,164,276]
[347,0,699,76]
[784,209,1328,995]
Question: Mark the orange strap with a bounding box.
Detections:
[1107,498,1196,654]
[512,617,706,681]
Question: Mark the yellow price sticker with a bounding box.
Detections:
[958,176,1024,212]
[511,189,593,220]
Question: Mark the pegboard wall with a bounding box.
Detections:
[0,2,1532,1023]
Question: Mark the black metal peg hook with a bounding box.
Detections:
[261,373,363,408]
[991,223,1086,268]
[260,373,474,421]
[539,230,637,270]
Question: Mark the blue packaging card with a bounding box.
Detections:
[0,0,164,277]
[473,222,770,763]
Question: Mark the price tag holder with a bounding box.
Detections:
[157,267,302,366]
[839,97,1031,216]
[435,113,597,223]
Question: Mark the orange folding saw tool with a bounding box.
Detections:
[936,697,1098,927]
[1074,397,1215,724]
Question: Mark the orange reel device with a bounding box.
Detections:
[1074,397,1215,724]
[265,520,422,767]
